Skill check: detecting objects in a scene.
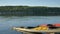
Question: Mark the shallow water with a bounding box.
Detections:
[0,16,60,34]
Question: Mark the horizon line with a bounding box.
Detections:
[0,5,60,7]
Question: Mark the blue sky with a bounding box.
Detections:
[0,0,60,7]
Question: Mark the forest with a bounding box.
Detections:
[0,6,60,16]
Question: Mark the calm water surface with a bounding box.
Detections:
[0,16,60,34]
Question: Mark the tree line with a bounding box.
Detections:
[0,6,60,16]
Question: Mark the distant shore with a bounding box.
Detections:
[0,6,60,16]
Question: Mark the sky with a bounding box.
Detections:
[0,0,60,7]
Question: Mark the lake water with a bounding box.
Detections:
[0,16,60,34]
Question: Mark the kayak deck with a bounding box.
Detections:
[13,27,60,32]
